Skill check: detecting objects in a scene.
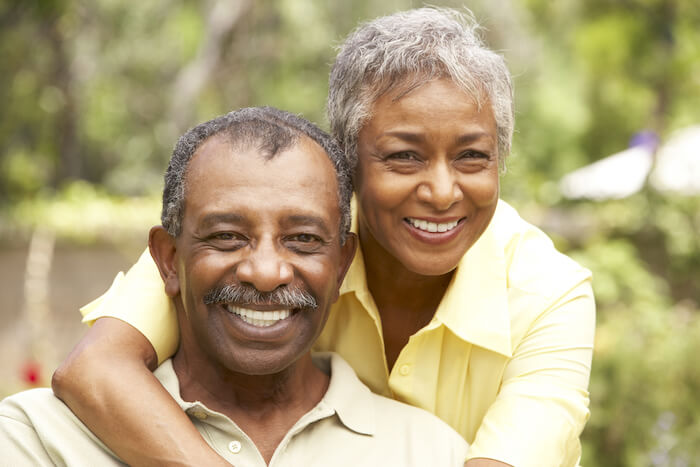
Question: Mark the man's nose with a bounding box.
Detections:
[235,240,294,292]
[416,162,464,211]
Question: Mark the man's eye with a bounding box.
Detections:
[208,232,246,249]
[293,234,319,243]
[286,234,324,253]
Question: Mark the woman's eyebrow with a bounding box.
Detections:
[383,131,425,143]
[454,131,495,145]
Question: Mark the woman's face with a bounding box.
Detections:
[355,78,500,276]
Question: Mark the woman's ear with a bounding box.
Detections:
[148,226,180,298]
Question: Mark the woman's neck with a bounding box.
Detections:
[359,218,453,312]
[358,219,454,369]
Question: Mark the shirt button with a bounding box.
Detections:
[228,440,242,454]
[190,410,207,420]
[399,364,411,376]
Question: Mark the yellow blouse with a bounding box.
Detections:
[81,200,595,467]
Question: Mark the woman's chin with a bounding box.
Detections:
[398,253,462,278]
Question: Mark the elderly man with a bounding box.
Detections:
[0,107,468,466]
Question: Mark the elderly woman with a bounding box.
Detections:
[53,8,594,467]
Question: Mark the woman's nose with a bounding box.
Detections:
[416,163,464,211]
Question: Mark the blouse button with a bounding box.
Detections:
[399,364,411,376]
[228,440,242,454]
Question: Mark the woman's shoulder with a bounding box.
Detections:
[491,200,592,299]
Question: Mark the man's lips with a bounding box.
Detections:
[225,305,294,328]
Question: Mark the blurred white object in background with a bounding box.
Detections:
[559,145,654,200]
[560,127,700,200]
[649,126,700,195]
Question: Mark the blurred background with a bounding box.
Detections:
[1,0,698,465]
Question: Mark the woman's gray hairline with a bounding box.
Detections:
[327,6,514,175]
[339,72,512,171]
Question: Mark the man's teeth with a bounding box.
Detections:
[227,306,291,327]
[407,218,459,233]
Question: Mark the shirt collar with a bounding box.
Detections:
[312,352,375,436]
[153,359,196,411]
[155,354,376,436]
[433,203,512,357]
[339,199,512,358]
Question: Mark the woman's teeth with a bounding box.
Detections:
[227,306,291,327]
[407,218,459,233]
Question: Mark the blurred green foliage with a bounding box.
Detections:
[1,0,699,465]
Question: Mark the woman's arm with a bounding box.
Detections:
[468,281,595,467]
[52,317,230,467]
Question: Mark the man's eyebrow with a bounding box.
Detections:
[285,215,332,235]
[199,213,246,228]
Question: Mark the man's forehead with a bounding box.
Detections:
[190,132,333,174]
[184,132,341,230]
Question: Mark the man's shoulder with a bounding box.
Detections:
[0,388,124,466]
[1,387,65,421]
[366,389,468,444]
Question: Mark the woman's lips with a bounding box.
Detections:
[405,217,461,233]
[403,217,466,244]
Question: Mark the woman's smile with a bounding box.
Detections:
[403,216,467,244]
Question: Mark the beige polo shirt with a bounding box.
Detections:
[0,353,468,466]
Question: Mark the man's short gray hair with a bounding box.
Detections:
[161,107,352,242]
[327,7,514,170]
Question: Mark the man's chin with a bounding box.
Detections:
[220,351,309,377]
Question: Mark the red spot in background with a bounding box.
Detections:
[20,360,42,386]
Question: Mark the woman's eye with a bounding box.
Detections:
[457,150,491,160]
[386,151,419,161]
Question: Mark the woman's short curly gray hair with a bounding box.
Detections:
[327,7,514,170]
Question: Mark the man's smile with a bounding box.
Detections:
[226,305,293,327]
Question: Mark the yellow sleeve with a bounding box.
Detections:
[466,279,595,467]
[80,248,179,364]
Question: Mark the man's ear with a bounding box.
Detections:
[333,232,357,301]
[149,226,180,298]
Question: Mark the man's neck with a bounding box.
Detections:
[172,350,329,463]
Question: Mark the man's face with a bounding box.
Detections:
[153,133,354,376]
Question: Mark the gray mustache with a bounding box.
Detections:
[203,284,318,310]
